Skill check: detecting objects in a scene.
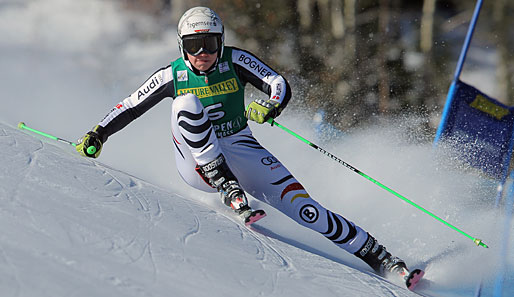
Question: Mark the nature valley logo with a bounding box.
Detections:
[177,78,239,98]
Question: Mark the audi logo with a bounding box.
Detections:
[261,156,279,165]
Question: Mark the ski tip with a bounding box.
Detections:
[244,209,266,226]
[406,269,425,291]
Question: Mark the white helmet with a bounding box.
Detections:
[177,7,224,61]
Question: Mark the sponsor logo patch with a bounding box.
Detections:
[177,78,239,98]
[187,20,217,29]
[238,54,272,78]
[218,61,230,73]
[261,156,279,166]
[300,204,319,223]
[213,116,244,138]
[137,77,161,100]
[359,237,374,257]
[470,94,510,120]
[177,70,188,82]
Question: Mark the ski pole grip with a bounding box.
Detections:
[86,146,97,155]
[244,104,276,126]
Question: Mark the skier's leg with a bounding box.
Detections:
[220,128,406,275]
[170,94,218,192]
[170,93,252,216]
[220,129,367,250]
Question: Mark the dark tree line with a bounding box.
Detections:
[122,0,514,133]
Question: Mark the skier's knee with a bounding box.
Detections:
[173,93,204,114]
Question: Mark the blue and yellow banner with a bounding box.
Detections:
[438,80,514,179]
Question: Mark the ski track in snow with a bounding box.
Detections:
[92,165,164,282]
[0,122,426,297]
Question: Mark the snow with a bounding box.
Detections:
[2,122,425,297]
[0,0,512,296]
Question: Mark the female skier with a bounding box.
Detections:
[76,7,422,286]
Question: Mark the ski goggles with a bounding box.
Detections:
[182,34,221,56]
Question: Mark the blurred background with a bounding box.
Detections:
[2,0,513,193]
[3,0,514,145]
[125,0,514,135]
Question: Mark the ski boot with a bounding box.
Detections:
[354,234,424,290]
[198,154,266,226]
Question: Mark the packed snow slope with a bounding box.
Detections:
[0,0,512,296]
[1,122,423,297]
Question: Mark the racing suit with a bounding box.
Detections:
[93,46,369,255]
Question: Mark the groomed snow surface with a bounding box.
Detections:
[1,0,512,296]
[1,122,424,297]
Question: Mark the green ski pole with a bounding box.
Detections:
[18,122,97,155]
[265,118,488,248]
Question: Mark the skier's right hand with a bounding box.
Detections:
[76,126,103,158]
[245,98,282,124]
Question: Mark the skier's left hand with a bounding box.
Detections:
[76,126,103,158]
[245,99,282,124]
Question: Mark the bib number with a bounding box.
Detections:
[205,103,225,121]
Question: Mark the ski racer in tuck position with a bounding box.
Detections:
[76,6,423,288]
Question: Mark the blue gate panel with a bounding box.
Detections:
[439,80,514,179]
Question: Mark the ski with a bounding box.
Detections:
[405,268,424,291]
[388,265,425,291]
[390,267,424,291]
[244,209,266,226]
